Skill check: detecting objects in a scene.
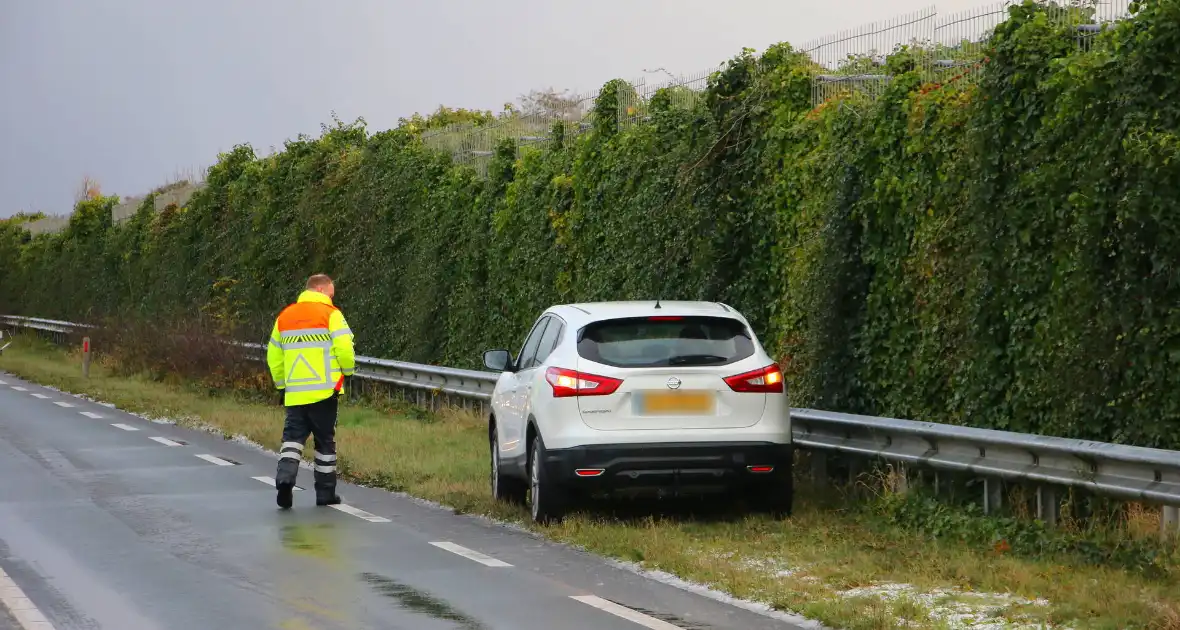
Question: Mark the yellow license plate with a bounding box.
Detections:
[635,391,714,415]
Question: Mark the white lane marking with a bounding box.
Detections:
[52,401,75,408]
[429,542,512,567]
[149,437,183,447]
[251,476,303,491]
[329,503,391,523]
[570,595,684,629]
[111,423,139,432]
[80,412,104,419]
[0,379,6,385]
[30,394,49,399]
[0,566,58,630]
[195,454,236,466]
[10,386,27,392]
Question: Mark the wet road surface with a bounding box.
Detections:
[0,370,813,630]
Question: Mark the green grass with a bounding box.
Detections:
[2,336,1178,630]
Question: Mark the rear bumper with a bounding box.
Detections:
[541,441,793,494]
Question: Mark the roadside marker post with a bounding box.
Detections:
[82,336,91,378]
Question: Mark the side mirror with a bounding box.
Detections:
[483,349,513,372]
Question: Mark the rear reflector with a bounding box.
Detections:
[575,469,605,477]
[747,465,775,473]
[724,363,785,394]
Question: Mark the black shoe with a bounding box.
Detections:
[276,482,294,509]
[316,494,342,506]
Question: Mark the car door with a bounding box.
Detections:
[498,315,551,463]
[519,315,565,426]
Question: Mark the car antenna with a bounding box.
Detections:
[655,297,662,309]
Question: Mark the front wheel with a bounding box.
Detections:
[529,434,566,524]
[491,425,527,504]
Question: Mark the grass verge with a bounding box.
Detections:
[2,336,1177,630]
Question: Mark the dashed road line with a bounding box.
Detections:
[570,595,684,629]
[0,379,7,385]
[0,566,57,630]
[251,476,303,491]
[329,503,391,523]
[148,437,183,447]
[111,423,139,432]
[52,401,75,408]
[10,386,27,392]
[428,542,513,567]
[194,454,236,466]
[80,412,104,419]
[30,393,49,399]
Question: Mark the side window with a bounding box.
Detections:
[516,316,551,371]
[533,319,564,366]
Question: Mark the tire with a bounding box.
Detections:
[528,434,566,524]
[491,425,527,504]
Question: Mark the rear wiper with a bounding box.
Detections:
[667,354,729,366]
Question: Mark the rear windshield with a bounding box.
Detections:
[576,316,755,368]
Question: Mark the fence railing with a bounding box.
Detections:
[2,314,1177,537]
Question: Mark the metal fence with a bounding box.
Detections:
[3,314,1178,538]
[417,0,1139,160]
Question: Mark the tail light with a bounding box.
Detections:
[724,363,784,393]
[546,367,623,398]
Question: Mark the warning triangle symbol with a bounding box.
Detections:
[287,354,322,384]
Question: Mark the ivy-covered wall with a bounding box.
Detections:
[3,1,1179,448]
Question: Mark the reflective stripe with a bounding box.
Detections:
[282,442,304,452]
[282,340,332,350]
[269,337,282,349]
[315,464,336,474]
[314,452,337,462]
[279,452,302,462]
[280,327,331,337]
[330,328,353,338]
[285,382,338,393]
[275,381,285,388]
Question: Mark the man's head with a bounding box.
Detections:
[306,274,335,300]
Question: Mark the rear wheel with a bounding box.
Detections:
[490,425,527,504]
[529,434,566,524]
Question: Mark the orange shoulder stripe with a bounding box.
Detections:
[276,301,335,332]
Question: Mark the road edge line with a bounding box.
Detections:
[0,567,57,630]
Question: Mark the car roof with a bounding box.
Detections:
[546,300,746,324]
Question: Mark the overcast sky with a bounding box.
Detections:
[0,0,987,218]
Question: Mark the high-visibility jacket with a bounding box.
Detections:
[267,290,356,406]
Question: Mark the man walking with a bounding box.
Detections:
[266,274,356,509]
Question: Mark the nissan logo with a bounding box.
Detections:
[666,377,682,390]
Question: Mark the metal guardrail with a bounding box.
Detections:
[3,314,1178,535]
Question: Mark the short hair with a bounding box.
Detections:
[306,274,334,290]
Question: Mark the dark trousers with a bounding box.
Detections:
[276,393,338,500]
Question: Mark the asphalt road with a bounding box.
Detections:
[0,370,814,630]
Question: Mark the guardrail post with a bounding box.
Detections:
[1037,486,1059,527]
[847,456,863,487]
[984,478,1002,515]
[82,336,91,378]
[1162,505,1179,540]
[882,463,909,494]
[811,452,829,484]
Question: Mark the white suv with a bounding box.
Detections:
[482,301,793,524]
